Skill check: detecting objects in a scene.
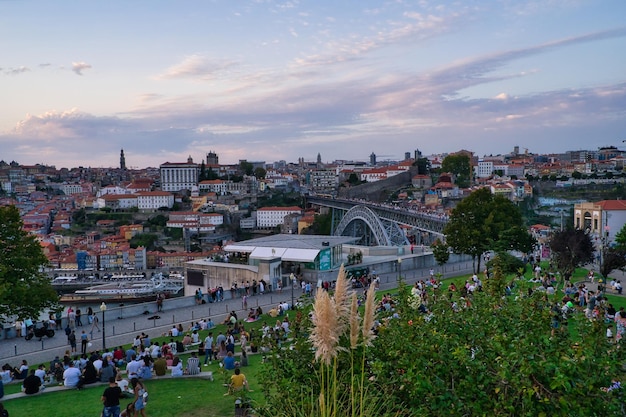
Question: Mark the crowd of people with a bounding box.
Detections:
[1,313,258,416]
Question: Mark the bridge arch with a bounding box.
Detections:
[334,205,408,246]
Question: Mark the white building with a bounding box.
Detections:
[136,191,174,211]
[166,212,224,231]
[96,194,138,210]
[160,156,199,192]
[257,206,302,229]
[198,179,229,194]
[60,183,85,195]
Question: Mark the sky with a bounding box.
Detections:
[1,0,625,169]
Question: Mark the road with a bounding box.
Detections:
[1,259,475,367]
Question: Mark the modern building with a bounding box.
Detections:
[183,234,356,296]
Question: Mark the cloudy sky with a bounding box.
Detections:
[1,0,625,169]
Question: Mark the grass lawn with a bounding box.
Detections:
[4,354,266,417]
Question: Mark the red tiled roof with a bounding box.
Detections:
[597,200,626,211]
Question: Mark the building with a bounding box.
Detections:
[309,168,338,191]
[136,191,174,211]
[97,194,138,210]
[166,211,224,232]
[184,234,356,296]
[256,206,302,229]
[574,200,626,244]
[160,156,199,192]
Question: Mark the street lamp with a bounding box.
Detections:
[100,302,107,350]
[397,257,402,283]
[290,273,295,309]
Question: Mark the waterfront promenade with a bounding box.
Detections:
[0,260,475,367]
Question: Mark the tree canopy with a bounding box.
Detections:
[0,205,58,319]
[371,280,626,416]
[431,239,450,276]
[548,229,595,281]
[441,154,471,188]
[444,188,535,273]
[413,157,431,175]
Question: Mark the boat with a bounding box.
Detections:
[59,273,184,304]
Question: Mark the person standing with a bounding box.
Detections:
[75,308,82,327]
[67,307,76,329]
[68,330,77,353]
[81,330,89,354]
[131,377,147,417]
[203,332,214,366]
[91,312,100,333]
[101,376,123,417]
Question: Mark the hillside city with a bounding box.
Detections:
[0,144,625,274]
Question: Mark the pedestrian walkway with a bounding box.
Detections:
[0,260,475,367]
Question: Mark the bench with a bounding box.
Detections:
[2,371,216,401]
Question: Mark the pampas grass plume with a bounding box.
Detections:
[349,293,359,349]
[310,289,340,365]
[362,284,377,347]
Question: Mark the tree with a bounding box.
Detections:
[615,223,626,250]
[371,284,626,416]
[254,167,267,179]
[199,161,207,181]
[0,206,58,319]
[431,239,450,277]
[129,233,159,250]
[239,161,254,176]
[301,213,332,235]
[444,188,532,274]
[548,229,595,281]
[347,173,361,185]
[441,154,471,188]
[413,157,431,175]
[206,167,219,180]
[599,247,626,278]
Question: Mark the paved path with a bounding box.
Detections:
[0,260,475,367]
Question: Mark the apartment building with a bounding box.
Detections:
[257,206,302,229]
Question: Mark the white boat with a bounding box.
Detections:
[59,273,183,304]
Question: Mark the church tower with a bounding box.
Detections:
[120,149,126,170]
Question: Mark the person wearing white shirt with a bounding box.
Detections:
[125,356,142,380]
[92,358,103,372]
[34,365,46,384]
[151,342,161,358]
[170,326,180,337]
[63,362,81,388]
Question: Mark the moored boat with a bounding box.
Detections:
[59,273,183,304]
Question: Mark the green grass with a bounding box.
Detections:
[4,354,266,417]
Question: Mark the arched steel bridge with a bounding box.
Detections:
[307,196,448,246]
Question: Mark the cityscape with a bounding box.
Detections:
[0,144,625,274]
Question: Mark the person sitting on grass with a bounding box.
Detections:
[171,356,184,377]
[228,368,249,395]
[22,369,43,395]
[153,354,167,377]
[115,373,134,398]
[186,352,200,375]
[222,352,236,370]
